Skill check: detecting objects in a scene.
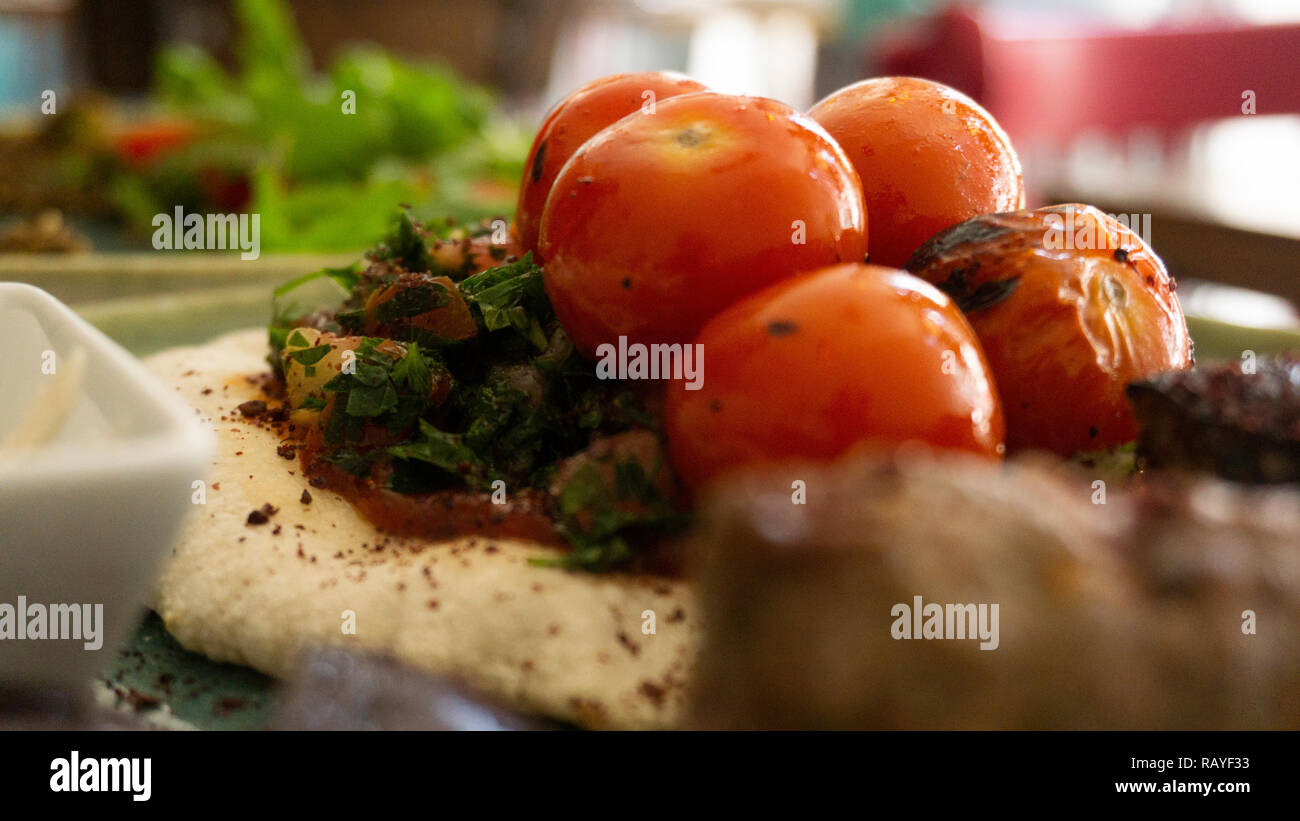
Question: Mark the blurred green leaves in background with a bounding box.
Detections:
[113,0,529,252]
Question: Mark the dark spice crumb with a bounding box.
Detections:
[237,399,267,418]
[246,502,278,525]
[276,443,296,460]
[300,490,312,505]
[213,696,247,717]
[616,631,640,656]
[638,680,666,707]
[122,688,161,711]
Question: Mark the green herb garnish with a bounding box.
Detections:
[266,235,682,571]
[459,253,549,349]
[387,420,491,490]
[287,344,331,367]
[369,210,433,273]
[536,456,684,571]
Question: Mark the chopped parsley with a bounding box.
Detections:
[286,344,331,367]
[267,216,681,572]
[387,420,492,490]
[459,253,549,349]
[368,210,433,274]
[539,456,685,571]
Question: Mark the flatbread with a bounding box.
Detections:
[145,329,698,729]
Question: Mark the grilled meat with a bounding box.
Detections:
[688,449,1300,729]
[1128,355,1300,483]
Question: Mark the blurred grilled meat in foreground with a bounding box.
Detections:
[1128,355,1300,483]
[689,449,1300,729]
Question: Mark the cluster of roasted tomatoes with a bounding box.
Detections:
[509,72,1193,492]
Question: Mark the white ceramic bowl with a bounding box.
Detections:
[0,283,214,690]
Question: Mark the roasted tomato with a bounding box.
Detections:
[665,263,1004,492]
[540,93,869,358]
[809,76,1025,268]
[514,71,708,257]
[906,203,1193,455]
[431,231,521,277]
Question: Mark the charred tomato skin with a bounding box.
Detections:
[665,262,1004,493]
[907,203,1193,456]
[540,92,869,358]
[513,71,708,258]
[809,76,1025,269]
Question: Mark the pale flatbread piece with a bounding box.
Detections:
[146,329,697,729]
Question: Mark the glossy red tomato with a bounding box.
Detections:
[539,93,869,357]
[514,71,708,258]
[809,76,1025,268]
[665,262,1005,492]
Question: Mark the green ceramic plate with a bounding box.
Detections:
[12,261,1300,730]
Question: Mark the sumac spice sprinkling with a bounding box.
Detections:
[300,490,312,505]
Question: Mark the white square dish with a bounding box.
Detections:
[0,282,214,690]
